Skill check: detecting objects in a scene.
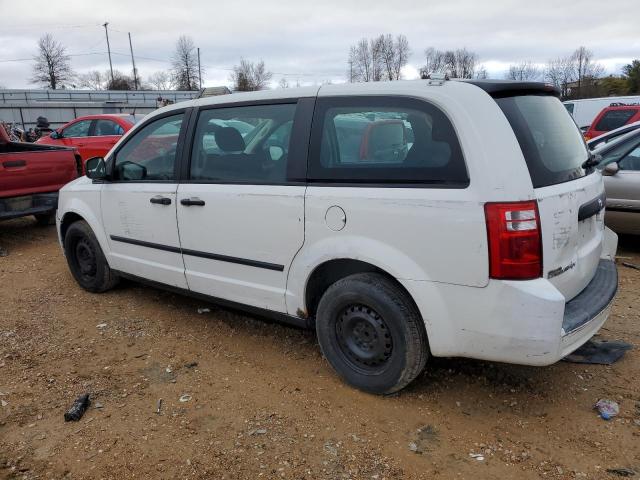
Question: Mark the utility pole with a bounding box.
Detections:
[128,32,138,90]
[103,22,114,86]
[197,47,202,90]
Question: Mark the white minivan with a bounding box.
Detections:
[57,79,618,394]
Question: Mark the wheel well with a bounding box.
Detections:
[60,212,84,243]
[305,259,414,318]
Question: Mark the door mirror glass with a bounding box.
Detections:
[117,160,148,180]
[269,145,284,161]
[602,162,619,176]
[85,157,106,180]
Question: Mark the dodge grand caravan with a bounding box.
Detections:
[56,79,618,394]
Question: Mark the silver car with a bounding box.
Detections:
[596,129,640,235]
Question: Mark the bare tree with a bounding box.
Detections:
[572,46,604,95]
[278,77,290,89]
[171,36,200,91]
[148,71,172,90]
[420,47,478,79]
[348,34,410,83]
[230,59,273,91]
[77,70,106,90]
[506,61,541,81]
[545,56,575,98]
[106,70,135,90]
[31,33,74,89]
[475,66,488,79]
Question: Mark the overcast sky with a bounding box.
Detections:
[0,0,638,89]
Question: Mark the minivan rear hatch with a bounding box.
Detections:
[486,83,605,301]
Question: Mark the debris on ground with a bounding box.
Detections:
[622,262,640,271]
[179,394,192,403]
[595,399,620,420]
[469,453,485,461]
[563,339,633,365]
[96,323,107,329]
[156,398,162,414]
[64,393,90,422]
[0,246,8,257]
[1,399,7,407]
[197,308,210,314]
[606,467,637,477]
[185,362,198,368]
[249,428,267,435]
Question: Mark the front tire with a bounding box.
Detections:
[315,273,428,394]
[63,220,118,293]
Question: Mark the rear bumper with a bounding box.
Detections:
[0,193,58,221]
[403,259,618,367]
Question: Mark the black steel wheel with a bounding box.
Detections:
[316,273,428,394]
[64,220,118,293]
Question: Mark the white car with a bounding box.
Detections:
[56,79,618,394]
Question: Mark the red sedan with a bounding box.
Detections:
[37,114,145,161]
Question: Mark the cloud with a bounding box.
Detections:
[0,0,637,88]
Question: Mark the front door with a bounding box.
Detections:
[604,139,640,235]
[176,101,309,312]
[101,111,188,288]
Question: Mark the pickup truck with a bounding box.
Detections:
[1,125,81,225]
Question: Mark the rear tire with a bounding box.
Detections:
[315,273,428,394]
[63,220,118,293]
[34,212,56,226]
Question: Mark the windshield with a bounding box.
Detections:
[496,95,588,188]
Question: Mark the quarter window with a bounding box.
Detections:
[308,97,468,185]
[190,103,296,183]
[63,120,91,138]
[113,113,183,181]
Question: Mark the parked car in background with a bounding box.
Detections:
[594,129,640,235]
[587,120,640,150]
[563,96,640,131]
[1,124,81,225]
[584,104,640,140]
[56,79,618,394]
[37,114,145,162]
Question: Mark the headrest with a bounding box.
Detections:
[214,127,245,152]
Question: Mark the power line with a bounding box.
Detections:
[0,52,108,63]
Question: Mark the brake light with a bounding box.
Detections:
[484,201,542,280]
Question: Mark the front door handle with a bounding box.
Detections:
[180,198,205,207]
[150,196,172,205]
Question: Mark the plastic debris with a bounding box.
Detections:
[563,339,632,365]
[606,467,636,477]
[156,398,163,414]
[96,323,107,329]
[1,400,7,407]
[179,394,192,403]
[197,308,210,314]
[469,453,485,461]
[595,399,620,420]
[64,394,90,421]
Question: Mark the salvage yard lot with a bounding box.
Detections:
[0,218,639,479]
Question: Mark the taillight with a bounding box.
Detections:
[484,201,542,280]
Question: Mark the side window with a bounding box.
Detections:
[619,144,640,171]
[113,113,183,181]
[63,120,91,138]
[594,109,638,132]
[190,103,296,183]
[94,119,124,136]
[308,97,468,185]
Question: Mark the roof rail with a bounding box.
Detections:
[609,102,640,107]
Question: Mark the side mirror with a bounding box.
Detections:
[85,157,106,180]
[602,162,619,176]
[269,145,284,161]
[50,130,61,139]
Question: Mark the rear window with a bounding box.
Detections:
[496,95,588,188]
[594,109,639,132]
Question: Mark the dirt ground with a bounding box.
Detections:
[0,217,639,480]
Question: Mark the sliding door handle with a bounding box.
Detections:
[150,196,172,205]
[180,198,205,206]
